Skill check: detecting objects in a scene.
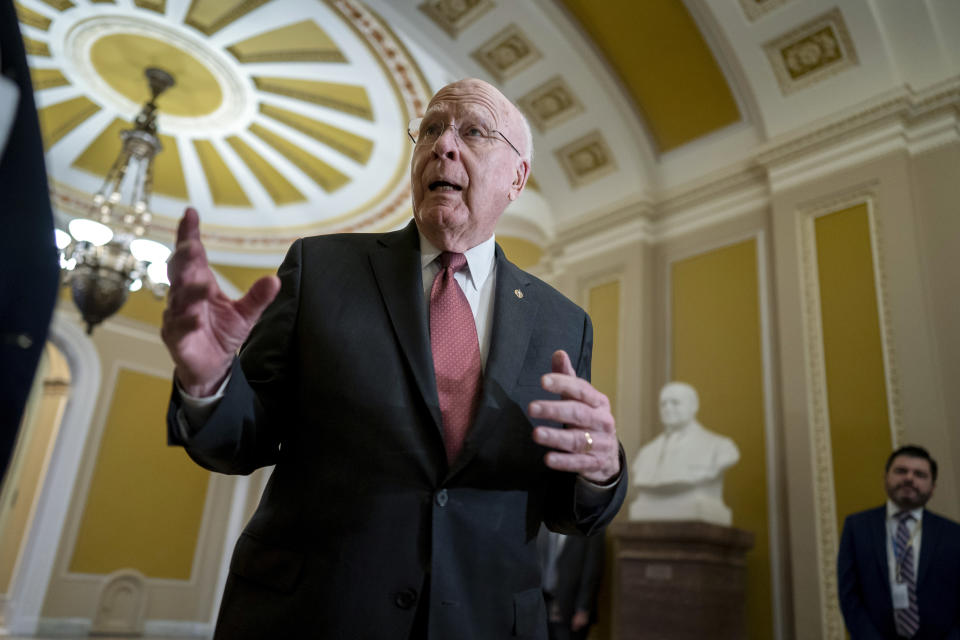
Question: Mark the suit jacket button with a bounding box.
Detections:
[435,489,448,507]
[394,588,417,609]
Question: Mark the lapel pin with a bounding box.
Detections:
[514,289,524,299]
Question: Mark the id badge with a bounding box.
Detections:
[892,582,910,609]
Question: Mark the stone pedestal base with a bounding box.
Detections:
[611,521,754,640]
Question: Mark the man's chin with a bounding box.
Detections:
[892,493,930,511]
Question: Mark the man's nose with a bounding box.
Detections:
[432,125,460,159]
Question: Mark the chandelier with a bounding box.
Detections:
[56,68,175,334]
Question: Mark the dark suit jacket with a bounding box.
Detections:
[838,505,960,639]
[539,528,605,622]
[168,222,626,639]
[0,0,60,453]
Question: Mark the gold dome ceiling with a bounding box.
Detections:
[18,0,432,261]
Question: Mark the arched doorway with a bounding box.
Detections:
[0,342,71,624]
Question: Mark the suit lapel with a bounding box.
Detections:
[482,250,540,394]
[368,221,442,433]
[870,507,890,589]
[916,510,939,587]
[448,248,539,477]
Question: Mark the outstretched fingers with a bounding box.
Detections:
[233,275,281,325]
[168,209,213,289]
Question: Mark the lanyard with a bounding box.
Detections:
[891,518,922,583]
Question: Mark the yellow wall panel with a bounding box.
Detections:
[671,239,772,639]
[588,281,619,420]
[496,236,543,270]
[69,369,210,579]
[814,204,892,532]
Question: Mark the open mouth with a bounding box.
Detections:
[429,180,462,192]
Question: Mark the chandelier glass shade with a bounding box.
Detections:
[57,68,175,334]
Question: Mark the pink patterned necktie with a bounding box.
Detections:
[430,252,482,464]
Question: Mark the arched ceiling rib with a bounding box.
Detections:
[558,0,742,153]
[16,0,959,266]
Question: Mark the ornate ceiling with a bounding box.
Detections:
[15,0,960,267]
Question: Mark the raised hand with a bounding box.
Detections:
[530,350,620,484]
[161,208,281,397]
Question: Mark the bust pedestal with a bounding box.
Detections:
[610,521,754,640]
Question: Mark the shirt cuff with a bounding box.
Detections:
[574,474,618,509]
[175,373,231,437]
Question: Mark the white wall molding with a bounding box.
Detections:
[759,76,960,190]
[144,618,214,637]
[6,314,100,635]
[545,76,959,262]
[552,204,652,267]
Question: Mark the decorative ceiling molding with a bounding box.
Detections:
[226,20,346,64]
[184,0,274,37]
[553,76,960,259]
[417,0,494,38]
[756,77,960,172]
[517,76,584,133]
[554,130,617,188]
[23,0,435,259]
[470,24,542,83]
[764,8,858,96]
[737,0,793,23]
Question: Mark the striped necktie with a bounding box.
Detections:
[893,512,920,637]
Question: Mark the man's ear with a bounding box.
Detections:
[507,159,530,202]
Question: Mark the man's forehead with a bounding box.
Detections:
[890,455,931,473]
[426,80,511,120]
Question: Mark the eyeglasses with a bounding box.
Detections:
[407,117,521,157]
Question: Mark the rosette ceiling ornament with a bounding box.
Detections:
[56,68,174,334]
[23,0,433,266]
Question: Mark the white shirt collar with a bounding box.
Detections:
[886,500,924,522]
[418,231,497,293]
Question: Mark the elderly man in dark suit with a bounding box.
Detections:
[838,445,960,639]
[163,78,626,639]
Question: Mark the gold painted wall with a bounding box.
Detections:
[814,204,892,532]
[69,368,210,580]
[497,236,544,271]
[670,239,772,640]
[588,281,620,419]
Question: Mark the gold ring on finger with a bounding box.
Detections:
[583,431,593,453]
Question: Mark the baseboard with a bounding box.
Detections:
[35,617,91,636]
[144,619,214,637]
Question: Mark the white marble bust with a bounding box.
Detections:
[628,382,740,525]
